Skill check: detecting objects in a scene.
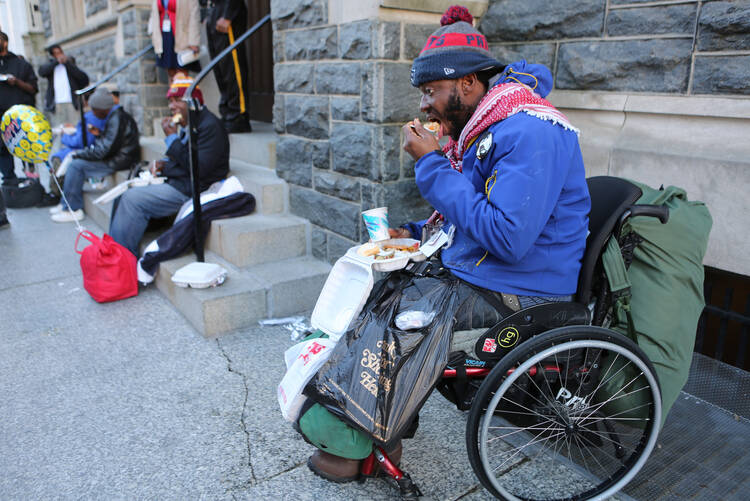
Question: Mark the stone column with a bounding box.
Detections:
[272,0,443,263]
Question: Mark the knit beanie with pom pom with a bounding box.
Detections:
[410,5,504,87]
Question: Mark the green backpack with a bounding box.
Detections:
[599,181,712,427]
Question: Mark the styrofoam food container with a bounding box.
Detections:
[311,256,373,341]
[310,239,426,339]
[171,262,227,288]
[346,238,425,272]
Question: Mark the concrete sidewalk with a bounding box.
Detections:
[0,206,480,500]
[1,206,748,500]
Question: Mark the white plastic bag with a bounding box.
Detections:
[278,337,335,422]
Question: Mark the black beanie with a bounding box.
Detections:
[410,6,504,87]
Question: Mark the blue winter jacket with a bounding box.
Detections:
[404,61,590,296]
[51,111,108,162]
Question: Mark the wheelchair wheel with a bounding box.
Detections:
[466,326,661,501]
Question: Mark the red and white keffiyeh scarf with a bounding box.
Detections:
[442,82,579,172]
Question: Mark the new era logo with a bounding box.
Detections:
[444,67,455,75]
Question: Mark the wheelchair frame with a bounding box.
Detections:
[355,176,670,500]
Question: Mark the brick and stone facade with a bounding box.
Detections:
[481,0,750,96]
[37,0,168,135]
[480,0,750,275]
[271,0,440,263]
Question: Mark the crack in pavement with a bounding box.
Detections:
[0,273,82,293]
[260,459,308,482]
[216,338,258,487]
[453,483,482,500]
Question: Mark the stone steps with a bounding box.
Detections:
[205,212,308,268]
[154,251,330,337]
[81,124,334,337]
[139,137,284,215]
[146,121,277,170]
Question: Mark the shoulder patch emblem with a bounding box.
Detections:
[476,132,493,160]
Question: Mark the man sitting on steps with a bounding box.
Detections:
[109,73,229,257]
[51,87,140,222]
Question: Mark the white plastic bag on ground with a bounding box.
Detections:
[278,337,335,422]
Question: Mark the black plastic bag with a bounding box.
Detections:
[1,178,43,208]
[305,271,460,447]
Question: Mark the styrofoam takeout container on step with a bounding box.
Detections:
[171,262,227,288]
[310,239,425,340]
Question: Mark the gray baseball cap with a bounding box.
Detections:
[88,87,114,110]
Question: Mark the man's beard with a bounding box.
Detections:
[445,85,475,142]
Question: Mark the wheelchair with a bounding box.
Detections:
[358,176,670,500]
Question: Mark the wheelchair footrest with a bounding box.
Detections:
[360,447,423,498]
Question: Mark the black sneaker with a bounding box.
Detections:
[0,215,9,229]
[37,192,60,207]
[223,118,252,134]
[2,178,20,187]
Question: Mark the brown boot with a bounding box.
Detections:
[307,449,361,483]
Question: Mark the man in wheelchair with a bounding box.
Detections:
[299,6,592,488]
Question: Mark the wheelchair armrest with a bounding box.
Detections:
[628,204,669,224]
[615,204,669,238]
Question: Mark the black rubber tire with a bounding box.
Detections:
[465,326,661,501]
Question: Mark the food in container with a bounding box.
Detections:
[423,121,440,135]
[357,242,380,257]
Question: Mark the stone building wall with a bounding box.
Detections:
[36,0,168,135]
[480,0,750,96]
[271,0,438,263]
[479,0,750,276]
[85,0,109,18]
[271,0,749,275]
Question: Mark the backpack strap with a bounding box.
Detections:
[601,236,636,339]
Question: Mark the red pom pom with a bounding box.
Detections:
[440,5,473,26]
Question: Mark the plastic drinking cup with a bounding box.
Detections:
[362,207,390,241]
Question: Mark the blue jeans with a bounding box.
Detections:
[61,158,114,210]
[109,183,189,256]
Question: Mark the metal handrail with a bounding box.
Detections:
[74,44,154,146]
[183,14,270,262]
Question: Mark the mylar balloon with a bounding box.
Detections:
[1,104,53,163]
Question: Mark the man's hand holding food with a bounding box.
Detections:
[402,118,440,161]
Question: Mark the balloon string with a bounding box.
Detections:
[47,161,85,234]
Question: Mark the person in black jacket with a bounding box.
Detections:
[51,87,140,223]
[109,74,229,256]
[203,0,251,133]
[38,45,89,126]
[0,30,38,187]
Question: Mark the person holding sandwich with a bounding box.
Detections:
[109,73,229,256]
[296,5,591,485]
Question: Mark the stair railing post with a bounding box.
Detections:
[186,97,204,262]
[182,13,270,262]
[78,93,87,147]
[74,44,155,139]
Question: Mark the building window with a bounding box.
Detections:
[49,0,85,39]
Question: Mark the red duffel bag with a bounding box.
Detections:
[75,230,138,303]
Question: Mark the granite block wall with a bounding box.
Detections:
[85,0,109,17]
[271,0,433,263]
[271,0,749,264]
[480,0,750,96]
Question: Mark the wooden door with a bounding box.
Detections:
[245,0,273,122]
